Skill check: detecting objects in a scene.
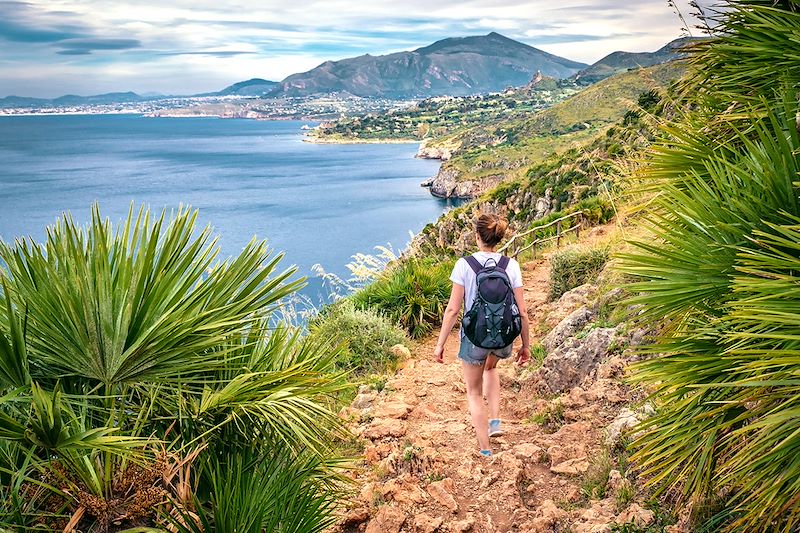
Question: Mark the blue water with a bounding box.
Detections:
[0,114,450,301]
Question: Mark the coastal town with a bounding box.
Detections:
[0,93,415,120]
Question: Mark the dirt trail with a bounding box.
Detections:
[338,225,648,533]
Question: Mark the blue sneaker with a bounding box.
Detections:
[479,449,493,457]
[488,419,503,437]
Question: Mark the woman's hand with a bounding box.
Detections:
[433,344,445,363]
[516,345,531,366]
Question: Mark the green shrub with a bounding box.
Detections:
[549,247,609,300]
[351,258,453,339]
[308,300,408,376]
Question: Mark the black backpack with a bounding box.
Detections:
[461,255,522,349]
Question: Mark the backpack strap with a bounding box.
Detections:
[464,256,483,274]
[497,256,510,271]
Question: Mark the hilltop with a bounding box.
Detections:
[271,32,586,99]
[572,37,697,85]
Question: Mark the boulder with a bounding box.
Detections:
[373,401,414,420]
[534,327,617,394]
[381,477,429,505]
[363,418,407,440]
[513,443,544,461]
[352,392,378,410]
[365,505,406,533]
[390,344,411,359]
[528,499,568,532]
[414,513,443,533]
[341,507,370,527]
[542,306,594,352]
[605,408,640,448]
[426,478,459,513]
[550,457,591,476]
[616,503,655,527]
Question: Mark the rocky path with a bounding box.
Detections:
[337,237,666,533]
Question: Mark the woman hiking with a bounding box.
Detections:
[433,213,531,457]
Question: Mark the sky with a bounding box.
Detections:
[0,0,713,98]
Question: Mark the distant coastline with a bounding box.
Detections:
[302,135,419,145]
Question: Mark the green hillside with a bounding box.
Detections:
[310,76,579,142]
[432,61,684,184]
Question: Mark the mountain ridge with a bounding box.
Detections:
[270,32,587,99]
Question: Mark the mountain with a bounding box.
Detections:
[573,37,697,85]
[52,92,147,106]
[0,92,152,108]
[270,32,587,98]
[205,78,279,97]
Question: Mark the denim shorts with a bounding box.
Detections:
[457,332,513,366]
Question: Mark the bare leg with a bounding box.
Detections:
[462,361,491,451]
[483,354,501,421]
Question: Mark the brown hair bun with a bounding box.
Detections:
[476,213,508,247]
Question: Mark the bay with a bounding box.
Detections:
[0,114,452,303]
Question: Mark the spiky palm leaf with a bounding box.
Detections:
[0,205,351,531]
[620,4,800,526]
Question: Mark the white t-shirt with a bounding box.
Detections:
[450,252,523,316]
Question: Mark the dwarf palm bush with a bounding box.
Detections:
[619,2,800,530]
[351,258,453,338]
[0,205,350,531]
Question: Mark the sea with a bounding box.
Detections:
[0,114,455,304]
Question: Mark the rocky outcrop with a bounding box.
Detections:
[416,140,456,160]
[421,167,506,199]
[542,306,594,352]
[533,326,617,394]
[364,505,406,533]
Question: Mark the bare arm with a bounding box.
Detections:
[433,283,464,363]
[513,286,531,365]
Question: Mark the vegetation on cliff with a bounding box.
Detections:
[429,61,683,186]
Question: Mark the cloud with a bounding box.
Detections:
[162,50,258,57]
[0,0,712,97]
[0,1,86,43]
[55,38,141,55]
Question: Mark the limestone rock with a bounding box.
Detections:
[390,343,411,359]
[597,356,626,380]
[426,478,459,513]
[513,442,544,461]
[425,167,506,199]
[542,306,594,353]
[417,140,454,160]
[341,507,370,527]
[546,445,568,467]
[528,499,568,532]
[616,503,655,527]
[534,327,617,394]
[374,401,414,420]
[549,283,598,323]
[352,392,378,410]
[606,408,640,448]
[451,515,475,532]
[363,418,407,440]
[414,513,443,533]
[380,476,429,506]
[534,190,552,219]
[550,457,590,476]
[365,505,406,533]
[606,469,624,493]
